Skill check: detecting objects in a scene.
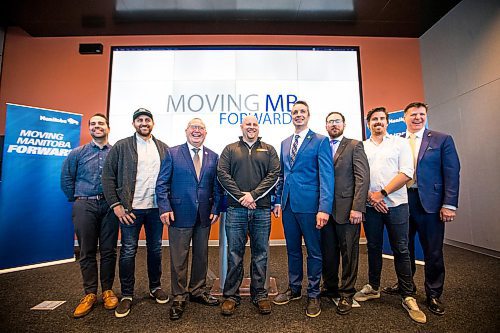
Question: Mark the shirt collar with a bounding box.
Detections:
[369,133,391,144]
[90,140,111,150]
[406,127,425,138]
[187,142,203,152]
[331,135,343,143]
[135,132,152,144]
[294,128,310,139]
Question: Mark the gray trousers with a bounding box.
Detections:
[168,224,211,301]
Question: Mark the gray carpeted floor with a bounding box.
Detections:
[0,244,499,332]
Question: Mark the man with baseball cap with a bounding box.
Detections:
[102,108,169,318]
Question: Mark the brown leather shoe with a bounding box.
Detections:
[254,298,272,315]
[102,290,119,310]
[73,293,97,318]
[221,299,238,316]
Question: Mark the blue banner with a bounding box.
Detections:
[0,104,82,271]
[366,110,424,261]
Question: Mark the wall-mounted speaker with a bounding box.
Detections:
[79,43,103,55]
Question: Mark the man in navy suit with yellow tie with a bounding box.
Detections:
[156,118,222,320]
[273,100,334,318]
[383,102,460,316]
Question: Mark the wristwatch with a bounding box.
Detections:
[380,189,388,197]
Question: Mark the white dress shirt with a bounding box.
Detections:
[132,134,161,209]
[363,134,414,207]
[290,127,310,155]
[330,135,343,158]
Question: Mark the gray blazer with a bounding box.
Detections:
[332,138,370,224]
[102,134,168,212]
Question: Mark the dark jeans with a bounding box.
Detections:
[119,208,164,297]
[282,203,322,298]
[321,216,360,298]
[364,204,414,297]
[223,207,271,303]
[73,198,119,295]
[408,189,446,298]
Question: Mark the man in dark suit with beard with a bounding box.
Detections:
[320,111,370,315]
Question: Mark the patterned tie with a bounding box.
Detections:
[330,139,339,160]
[290,134,300,166]
[407,133,417,187]
[192,147,201,180]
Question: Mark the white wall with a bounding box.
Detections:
[420,0,500,253]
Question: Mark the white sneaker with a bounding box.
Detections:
[402,296,427,323]
[353,284,381,302]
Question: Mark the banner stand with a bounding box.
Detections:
[0,104,81,272]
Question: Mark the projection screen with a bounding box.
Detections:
[108,46,364,154]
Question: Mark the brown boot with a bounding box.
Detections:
[102,290,119,310]
[73,293,97,318]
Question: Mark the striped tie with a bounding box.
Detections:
[290,134,300,166]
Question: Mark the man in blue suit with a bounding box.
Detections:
[273,100,334,318]
[383,102,460,316]
[156,118,222,320]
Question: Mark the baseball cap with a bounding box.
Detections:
[133,108,153,121]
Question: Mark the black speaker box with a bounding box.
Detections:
[79,43,103,55]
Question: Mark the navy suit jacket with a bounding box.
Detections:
[156,143,222,228]
[407,129,460,213]
[276,129,334,214]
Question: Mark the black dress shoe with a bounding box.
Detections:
[169,300,186,320]
[336,296,353,315]
[190,292,220,306]
[427,297,445,316]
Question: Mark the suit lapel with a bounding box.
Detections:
[334,138,349,165]
[418,129,432,164]
[283,135,293,166]
[199,148,209,181]
[181,143,198,181]
[294,129,313,163]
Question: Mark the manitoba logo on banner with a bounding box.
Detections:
[0,104,82,271]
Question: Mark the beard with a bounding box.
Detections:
[136,126,152,137]
[328,127,344,139]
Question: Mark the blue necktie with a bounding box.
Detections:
[290,135,300,166]
[330,139,339,159]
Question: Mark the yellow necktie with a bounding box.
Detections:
[407,133,417,187]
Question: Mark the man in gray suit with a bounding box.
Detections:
[320,111,370,315]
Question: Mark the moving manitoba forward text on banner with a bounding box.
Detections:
[0,104,82,272]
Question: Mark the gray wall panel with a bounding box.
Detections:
[420,0,500,251]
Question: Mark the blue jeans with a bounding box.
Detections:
[223,207,271,303]
[119,208,164,297]
[363,204,414,297]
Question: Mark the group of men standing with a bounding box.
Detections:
[61,100,460,324]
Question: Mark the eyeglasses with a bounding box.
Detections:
[189,125,206,131]
[327,119,343,125]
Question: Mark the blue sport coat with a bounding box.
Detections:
[407,129,460,213]
[156,143,222,228]
[276,129,334,214]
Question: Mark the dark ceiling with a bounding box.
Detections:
[1,0,462,38]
